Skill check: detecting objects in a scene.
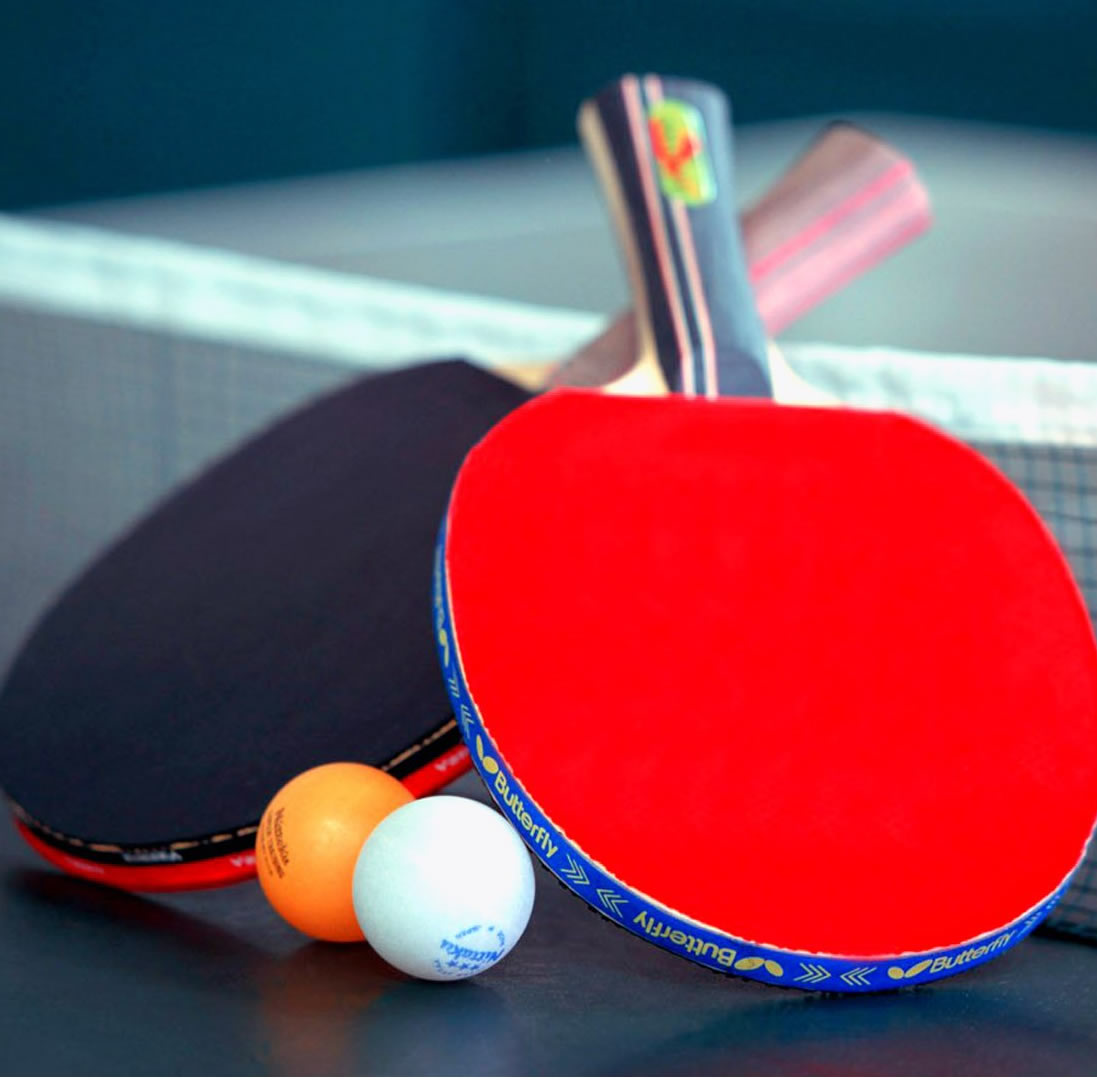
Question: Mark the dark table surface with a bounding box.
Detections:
[3,771,1097,1076]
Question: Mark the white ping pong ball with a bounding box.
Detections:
[351,795,535,981]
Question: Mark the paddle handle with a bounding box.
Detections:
[578,74,771,398]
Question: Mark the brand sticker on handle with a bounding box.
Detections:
[647,99,716,206]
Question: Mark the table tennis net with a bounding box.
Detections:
[2,213,1097,943]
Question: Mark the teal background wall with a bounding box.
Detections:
[3,1,1095,209]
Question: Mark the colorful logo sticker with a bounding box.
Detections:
[647,99,716,206]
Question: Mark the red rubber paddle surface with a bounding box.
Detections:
[444,390,1097,958]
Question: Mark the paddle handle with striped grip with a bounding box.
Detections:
[743,121,932,334]
[577,74,770,399]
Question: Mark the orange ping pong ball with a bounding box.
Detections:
[256,762,413,942]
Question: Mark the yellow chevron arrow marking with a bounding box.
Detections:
[458,704,474,736]
[595,888,626,917]
[560,854,589,886]
[840,966,877,986]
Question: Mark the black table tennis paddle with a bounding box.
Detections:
[0,99,931,892]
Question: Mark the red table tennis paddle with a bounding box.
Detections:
[0,97,929,894]
[436,74,1097,991]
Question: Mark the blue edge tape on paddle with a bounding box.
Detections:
[433,522,1069,992]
